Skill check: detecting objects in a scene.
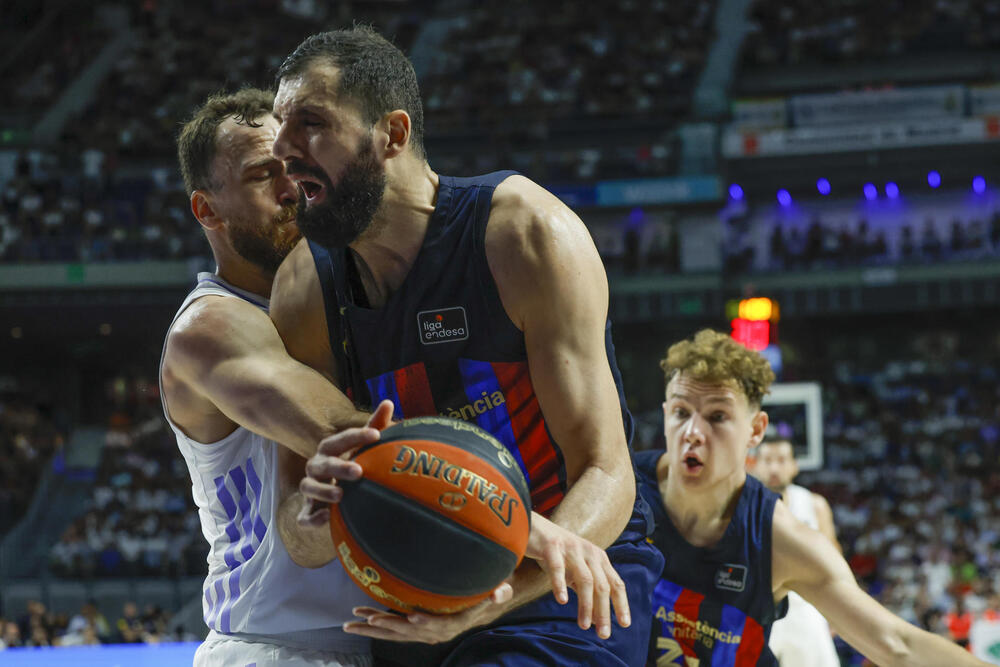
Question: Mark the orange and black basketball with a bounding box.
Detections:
[329,416,532,614]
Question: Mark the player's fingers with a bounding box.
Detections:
[342,621,409,641]
[589,555,612,639]
[566,548,594,630]
[299,476,343,504]
[296,503,329,527]
[352,606,394,619]
[317,427,381,456]
[305,454,362,483]
[608,562,630,628]
[544,541,569,604]
[368,400,395,430]
[489,582,513,604]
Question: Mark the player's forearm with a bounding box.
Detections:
[220,373,369,459]
[276,491,337,568]
[548,461,635,549]
[875,625,988,667]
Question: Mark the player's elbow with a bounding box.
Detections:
[874,626,917,667]
[276,494,336,569]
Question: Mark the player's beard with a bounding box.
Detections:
[229,202,300,274]
[294,140,387,249]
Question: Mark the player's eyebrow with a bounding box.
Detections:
[668,392,735,405]
[242,157,279,173]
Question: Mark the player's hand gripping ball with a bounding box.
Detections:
[329,416,532,614]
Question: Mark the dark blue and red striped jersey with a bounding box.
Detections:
[308,171,634,518]
[634,450,788,666]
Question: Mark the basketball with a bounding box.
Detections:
[329,416,532,614]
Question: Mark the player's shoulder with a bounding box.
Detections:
[487,175,584,245]
[271,238,325,320]
[273,238,317,298]
[486,174,596,268]
[168,295,247,349]
[165,293,266,370]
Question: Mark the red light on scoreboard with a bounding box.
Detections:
[729,297,779,351]
[731,318,770,351]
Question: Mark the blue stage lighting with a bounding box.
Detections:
[729,183,744,200]
[816,178,831,195]
[927,171,942,188]
[863,183,877,201]
[885,182,900,199]
[973,176,987,194]
[777,189,792,206]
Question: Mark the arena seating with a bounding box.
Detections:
[0,379,64,536]
[743,0,1000,67]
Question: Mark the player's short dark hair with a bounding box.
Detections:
[277,26,425,158]
[177,88,275,194]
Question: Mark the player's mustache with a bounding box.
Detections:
[274,202,298,226]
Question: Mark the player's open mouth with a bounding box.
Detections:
[683,454,704,473]
[297,178,326,205]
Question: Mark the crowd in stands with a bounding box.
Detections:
[723,210,1000,274]
[793,332,1000,655]
[0,0,713,265]
[423,0,713,130]
[744,0,1000,67]
[0,599,192,649]
[0,3,115,113]
[49,373,206,579]
[0,148,205,263]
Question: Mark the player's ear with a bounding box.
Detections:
[191,190,222,231]
[381,109,411,159]
[749,410,768,449]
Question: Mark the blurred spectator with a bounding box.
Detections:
[116,602,144,644]
[1,620,22,649]
[946,595,973,649]
[62,602,112,646]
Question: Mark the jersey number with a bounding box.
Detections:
[656,637,699,666]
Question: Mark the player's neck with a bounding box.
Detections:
[349,162,439,306]
[213,255,274,299]
[660,463,745,548]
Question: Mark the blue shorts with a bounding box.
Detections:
[373,500,664,667]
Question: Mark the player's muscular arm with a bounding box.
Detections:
[162,294,366,461]
[486,176,635,615]
[772,502,987,667]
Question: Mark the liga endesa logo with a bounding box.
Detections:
[417,307,469,345]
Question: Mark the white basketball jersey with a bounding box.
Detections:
[785,484,819,530]
[770,483,839,667]
[160,273,372,647]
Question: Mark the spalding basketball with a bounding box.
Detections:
[329,416,532,614]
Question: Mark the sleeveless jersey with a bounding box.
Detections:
[634,450,788,667]
[309,171,639,521]
[160,272,372,650]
